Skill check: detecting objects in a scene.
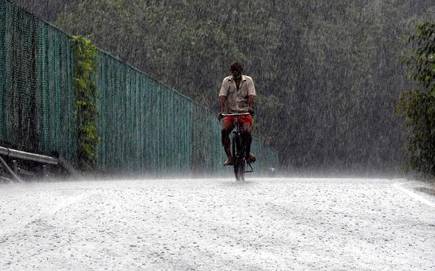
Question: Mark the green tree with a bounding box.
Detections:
[397,22,435,176]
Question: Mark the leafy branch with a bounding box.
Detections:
[72,35,99,170]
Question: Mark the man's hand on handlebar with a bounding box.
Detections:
[217,112,224,121]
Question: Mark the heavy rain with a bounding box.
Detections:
[0,0,434,270]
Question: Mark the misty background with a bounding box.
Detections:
[14,0,435,175]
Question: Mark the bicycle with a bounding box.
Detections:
[221,112,254,181]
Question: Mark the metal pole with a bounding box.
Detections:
[0,156,23,182]
[12,160,18,174]
[42,165,48,177]
[0,146,58,165]
[0,176,13,182]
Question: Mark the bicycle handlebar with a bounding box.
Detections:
[221,112,251,117]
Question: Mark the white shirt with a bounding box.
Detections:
[218,75,256,113]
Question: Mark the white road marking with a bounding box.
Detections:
[393,182,435,208]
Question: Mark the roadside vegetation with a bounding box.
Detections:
[397,23,435,179]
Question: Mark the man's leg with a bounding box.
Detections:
[221,117,234,165]
[241,116,255,163]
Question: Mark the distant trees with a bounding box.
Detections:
[397,23,435,176]
[13,0,435,174]
[13,0,76,21]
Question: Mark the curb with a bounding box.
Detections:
[393,182,435,208]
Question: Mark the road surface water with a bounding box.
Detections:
[0,178,434,270]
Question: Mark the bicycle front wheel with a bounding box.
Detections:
[232,134,245,181]
[234,157,245,181]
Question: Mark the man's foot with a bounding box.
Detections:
[224,157,234,166]
[246,153,256,163]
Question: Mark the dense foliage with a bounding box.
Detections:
[15,0,435,174]
[397,23,435,176]
[72,36,99,170]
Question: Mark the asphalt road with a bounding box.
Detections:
[0,178,434,270]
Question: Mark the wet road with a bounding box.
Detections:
[0,178,434,270]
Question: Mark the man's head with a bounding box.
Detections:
[230,62,243,80]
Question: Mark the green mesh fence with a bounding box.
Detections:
[0,0,76,161]
[0,0,279,175]
[96,52,193,175]
[191,103,227,174]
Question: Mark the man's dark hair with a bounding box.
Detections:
[230,62,243,73]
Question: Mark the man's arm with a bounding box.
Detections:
[248,95,255,114]
[219,96,227,113]
[247,77,256,113]
[248,95,255,109]
[219,78,228,113]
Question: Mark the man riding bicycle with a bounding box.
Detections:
[218,62,256,166]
